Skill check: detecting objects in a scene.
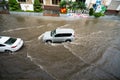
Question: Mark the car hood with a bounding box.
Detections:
[43,31,52,39]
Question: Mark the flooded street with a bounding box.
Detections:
[0,14,120,80]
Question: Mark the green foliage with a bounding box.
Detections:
[34,0,40,5]
[89,8,94,16]
[26,10,34,12]
[61,1,86,11]
[34,0,42,12]
[94,12,104,18]
[78,2,86,10]
[71,2,78,10]
[0,0,6,4]
[59,0,67,8]
[67,1,72,9]
[8,0,20,11]
[89,7,105,18]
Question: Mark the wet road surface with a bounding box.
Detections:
[0,14,120,80]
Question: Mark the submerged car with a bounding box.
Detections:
[43,28,75,43]
[0,36,24,53]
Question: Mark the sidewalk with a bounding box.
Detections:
[10,11,90,20]
[9,11,120,21]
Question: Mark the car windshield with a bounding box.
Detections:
[5,38,17,45]
[51,30,56,36]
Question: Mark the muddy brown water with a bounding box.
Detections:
[0,14,120,80]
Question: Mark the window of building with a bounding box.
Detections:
[39,0,43,3]
[52,0,61,5]
[76,0,86,3]
[18,0,26,2]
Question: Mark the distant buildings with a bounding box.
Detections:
[85,0,120,15]
[19,0,119,15]
[106,0,120,15]
[1,0,119,15]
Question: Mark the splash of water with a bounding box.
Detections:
[63,43,90,65]
[38,33,44,40]
[59,24,70,28]
[27,52,44,69]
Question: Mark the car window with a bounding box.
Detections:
[5,38,17,45]
[51,30,56,36]
[55,34,63,37]
[62,33,72,37]
[0,44,5,47]
[55,33,72,37]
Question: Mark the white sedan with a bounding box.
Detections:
[0,36,24,53]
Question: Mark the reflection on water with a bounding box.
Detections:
[0,14,120,80]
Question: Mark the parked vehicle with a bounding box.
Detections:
[43,28,75,43]
[0,36,24,53]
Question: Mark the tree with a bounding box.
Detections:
[59,0,87,13]
[78,2,86,10]
[8,0,20,11]
[59,0,67,8]
[67,0,72,9]
[94,12,104,18]
[0,0,6,4]
[89,8,94,16]
[34,0,42,12]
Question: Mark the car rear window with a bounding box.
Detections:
[5,38,17,45]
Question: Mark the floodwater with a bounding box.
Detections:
[0,14,120,80]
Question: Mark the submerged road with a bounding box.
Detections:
[0,14,120,80]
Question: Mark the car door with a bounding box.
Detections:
[0,44,6,52]
[53,34,64,42]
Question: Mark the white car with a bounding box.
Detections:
[0,36,24,53]
[43,28,75,43]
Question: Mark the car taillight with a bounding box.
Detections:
[11,46,17,48]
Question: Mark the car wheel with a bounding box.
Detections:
[65,40,71,43]
[46,40,52,43]
[5,50,12,53]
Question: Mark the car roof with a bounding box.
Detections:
[56,28,74,34]
[0,36,10,44]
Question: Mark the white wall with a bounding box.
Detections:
[104,0,112,6]
[32,0,34,3]
[20,4,33,11]
[43,0,52,5]
[85,0,91,8]
[116,4,120,10]
[85,0,96,8]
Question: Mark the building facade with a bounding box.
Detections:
[4,0,119,15]
[106,0,120,15]
[17,0,86,5]
[85,0,120,15]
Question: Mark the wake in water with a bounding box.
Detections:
[2,25,44,33]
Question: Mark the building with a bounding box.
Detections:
[85,0,120,15]
[3,0,119,15]
[106,0,120,15]
[17,0,86,11]
[17,0,61,16]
